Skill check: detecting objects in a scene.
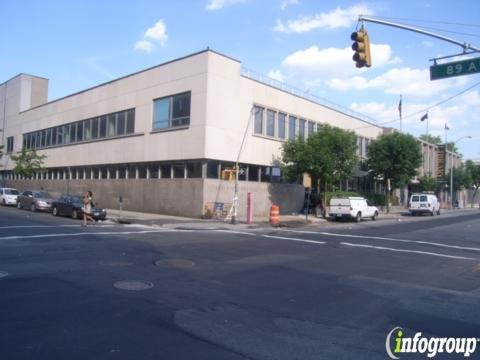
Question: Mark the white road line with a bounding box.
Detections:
[215,230,257,236]
[314,231,480,252]
[0,224,117,229]
[262,234,326,245]
[0,229,177,241]
[340,242,476,260]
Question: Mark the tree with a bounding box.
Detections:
[10,148,46,178]
[446,142,459,153]
[419,134,441,145]
[281,124,358,193]
[367,132,422,211]
[418,175,437,192]
[465,160,480,207]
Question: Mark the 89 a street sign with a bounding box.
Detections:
[430,57,480,80]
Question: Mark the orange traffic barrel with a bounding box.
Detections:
[269,204,280,225]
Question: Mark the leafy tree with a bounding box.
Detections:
[281,124,358,194]
[419,134,441,145]
[418,175,437,192]
[446,142,459,153]
[465,160,480,207]
[10,148,46,178]
[367,132,422,211]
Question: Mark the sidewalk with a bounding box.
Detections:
[104,206,479,231]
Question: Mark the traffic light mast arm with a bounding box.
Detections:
[359,15,480,53]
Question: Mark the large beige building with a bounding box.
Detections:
[0,49,454,216]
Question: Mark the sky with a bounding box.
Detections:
[2,0,479,159]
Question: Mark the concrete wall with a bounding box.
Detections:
[203,178,304,217]
[4,178,304,218]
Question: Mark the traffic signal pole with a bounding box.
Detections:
[358,16,480,53]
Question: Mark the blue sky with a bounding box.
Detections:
[2,0,479,159]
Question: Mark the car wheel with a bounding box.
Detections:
[17,201,22,209]
[355,212,361,223]
[31,203,36,212]
[72,209,78,219]
[372,211,378,221]
[430,210,434,216]
[52,207,59,216]
[2,199,5,206]
[437,209,441,215]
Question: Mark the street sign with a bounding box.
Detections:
[430,56,480,81]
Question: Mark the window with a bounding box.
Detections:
[99,116,107,138]
[138,165,147,179]
[84,120,91,141]
[254,106,264,135]
[126,109,135,134]
[76,122,83,142]
[288,116,296,140]
[63,125,71,144]
[206,160,220,179]
[91,118,99,139]
[160,164,171,178]
[51,127,57,145]
[249,165,260,181]
[308,121,315,136]
[107,114,116,137]
[173,164,185,178]
[148,164,159,179]
[186,162,202,178]
[278,113,286,139]
[6,137,13,153]
[153,92,191,130]
[299,119,306,139]
[116,112,126,136]
[117,166,126,179]
[266,110,275,137]
[46,129,52,147]
[108,167,116,179]
[127,165,136,179]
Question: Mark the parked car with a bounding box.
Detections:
[17,190,55,212]
[0,187,20,206]
[409,193,440,216]
[328,196,379,222]
[52,194,107,220]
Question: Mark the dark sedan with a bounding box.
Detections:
[52,194,107,221]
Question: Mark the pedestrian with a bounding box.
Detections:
[82,191,95,226]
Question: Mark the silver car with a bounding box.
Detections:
[0,187,20,206]
[17,190,55,212]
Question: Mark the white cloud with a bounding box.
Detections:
[267,70,286,82]
[144,20,168,45]
[273,3,374,33]
[205,0,247,11]
[422,40,433,48]
[327,67,468,98]
[280,43,399,79]
[134,40,154,53]
[134,20,168,53]
[280,0,298,10]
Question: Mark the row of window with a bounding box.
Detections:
[0,160,279,183]
[22,109,135,151]
[253,105,317,140]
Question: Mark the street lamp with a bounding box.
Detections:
[450,136,472,209]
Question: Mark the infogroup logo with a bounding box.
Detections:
[385,327,479,359]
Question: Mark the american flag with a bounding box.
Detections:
[398,96,402,119]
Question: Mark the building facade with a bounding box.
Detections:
[0,49,456,216]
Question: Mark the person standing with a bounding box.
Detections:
[82,191,95,226]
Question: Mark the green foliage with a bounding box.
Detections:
[444,165,472,192]
[10,148,46,178]
[324,191,361,205]
[281,124,358,187]
[418,175,437,192]
[465,160,480,186]
[446,142,459,153]
[362,193,399,206]
[367,132,422,188]
[419,134,441,145]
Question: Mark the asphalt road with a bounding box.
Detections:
[1,205,480,359]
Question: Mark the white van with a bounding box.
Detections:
[409,193,440,216]
[329,197,379,222]
[0,187,20,206]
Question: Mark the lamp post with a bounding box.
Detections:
[450,136,472,209]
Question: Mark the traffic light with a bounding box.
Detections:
[351,29,372,68]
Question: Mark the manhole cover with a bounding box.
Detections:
[113,280,153,291]
[154,259,195,269]
[100,261,134,267]
[0,271,8,278]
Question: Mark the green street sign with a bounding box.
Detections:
[430,57,480,80]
